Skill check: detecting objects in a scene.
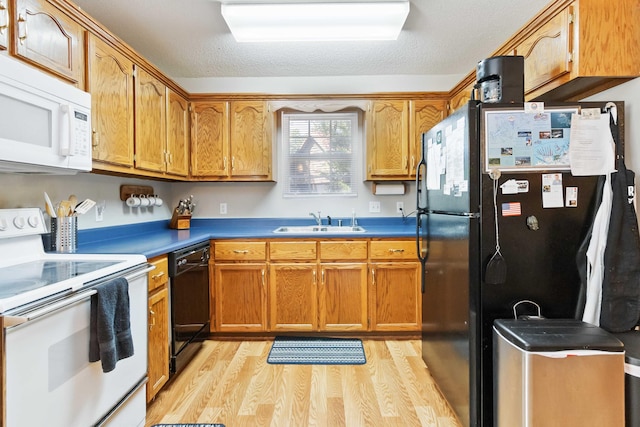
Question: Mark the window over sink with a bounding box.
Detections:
[280,111,360,197]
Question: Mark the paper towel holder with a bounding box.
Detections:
[372,182,406,195]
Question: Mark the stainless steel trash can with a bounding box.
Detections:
[614,331,640,427]
[493,319,625,427]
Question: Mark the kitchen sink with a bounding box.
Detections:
[273,225,366,234]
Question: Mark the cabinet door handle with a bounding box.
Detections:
[17,13,27,44]
[261,269,265,288]
[321,269,325,285]
[371,268,376,286]
[0,2,7,35]
[389,248,405,253]
[223,156,227,170]
[313,270,317,285]
[149,309,156,329]
[92,129,99,148]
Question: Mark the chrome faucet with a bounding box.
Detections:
[310,211,322,225]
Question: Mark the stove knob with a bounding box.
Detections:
[28,215,40,228]
[0,218,7,231]
[13,216,26,229]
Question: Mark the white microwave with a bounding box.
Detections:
[0,55,92,174]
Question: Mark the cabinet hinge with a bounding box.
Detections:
[132,67,137,79]
[568,52,574,63]
[568,13,574,24]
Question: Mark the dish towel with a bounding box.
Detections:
[89,277,134,373]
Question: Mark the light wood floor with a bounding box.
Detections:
[145,339,462,427]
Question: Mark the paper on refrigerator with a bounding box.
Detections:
[569,112,616,176]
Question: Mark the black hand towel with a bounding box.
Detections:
[89,277,134,373]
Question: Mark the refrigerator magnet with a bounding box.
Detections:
[501,202,521,216]
[500,179,519,195]
[542,173,564,208]
[566,187,578,207]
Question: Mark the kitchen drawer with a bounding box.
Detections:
[319,241,367,261]
[148,255,168,293]
[370,240,417,260]
[270,241,316,261]
[214,241,266,261]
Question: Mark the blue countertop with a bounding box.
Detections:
[77,217,417,258]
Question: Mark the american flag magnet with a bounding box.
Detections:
[501,202,521,217]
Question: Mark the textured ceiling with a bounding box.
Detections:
[71,0,551,80]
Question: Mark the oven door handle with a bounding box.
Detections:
[3,289,97,328]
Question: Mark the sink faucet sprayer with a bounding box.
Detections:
[310,211,322,225]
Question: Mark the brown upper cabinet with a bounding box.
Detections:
[165,90,190,177]
[11,0,85,87]
[191,100,272,181]
[134,66,167,173]
[190,101,229,178]
[366,100,409,180]
[134,68,189,177]
[229,100,272,180]
[409,99,447,178]
[366,99,447,181]
[448,79,475,115]
[514,0,640,101]
[87,33,135,169]
[0,0,8,49]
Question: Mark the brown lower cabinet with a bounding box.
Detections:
[147,255,170,402]
[210,238,420,334]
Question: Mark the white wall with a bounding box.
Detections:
[583,78,640,178]
[0,173,173,229]
[171,180,415,220]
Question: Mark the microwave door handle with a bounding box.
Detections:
[59,104,73,156]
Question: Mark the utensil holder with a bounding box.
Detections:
[51,216,77,252]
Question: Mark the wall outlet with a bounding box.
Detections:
[95,200,105,222]
[396,201,404,213]
[220,202,228,215]
[369,201,381,213]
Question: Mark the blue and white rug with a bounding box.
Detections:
[267,336,366,365]
[152,424,224,427]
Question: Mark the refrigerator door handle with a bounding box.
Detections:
[416,211,428,294]
[415,155,427,211]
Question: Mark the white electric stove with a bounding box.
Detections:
[0,208,150,427]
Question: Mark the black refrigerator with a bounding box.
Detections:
[416,100,622,426]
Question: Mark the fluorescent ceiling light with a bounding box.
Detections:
[221,1,410,42]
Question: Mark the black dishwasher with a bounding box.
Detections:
[168,241,210,376]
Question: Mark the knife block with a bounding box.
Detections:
[169,210,191,230]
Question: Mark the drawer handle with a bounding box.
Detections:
[388,248,405,253]
[233,249,249,254]
[151,271,165,280]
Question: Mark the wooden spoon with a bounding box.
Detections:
[68,194,78,209]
